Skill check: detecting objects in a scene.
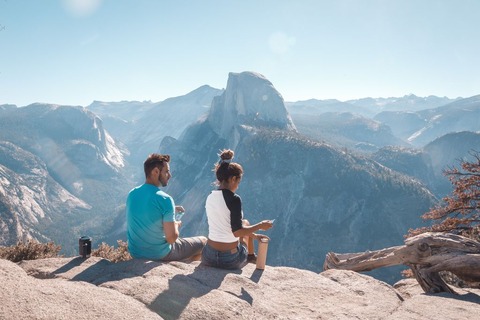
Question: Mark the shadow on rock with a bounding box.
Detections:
[53,257,161,284]
[51,257,85,275]
[434,291,480,304]
[249,268,263,283]
[150,263,243,319]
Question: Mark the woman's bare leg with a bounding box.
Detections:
[242,219,256,255]
[247,235,255,255]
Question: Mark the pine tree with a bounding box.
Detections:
[409,151,480,240]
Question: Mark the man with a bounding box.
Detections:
[126,153,206,261]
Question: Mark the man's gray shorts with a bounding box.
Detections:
[160,237,206,261]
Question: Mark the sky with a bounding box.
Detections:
[1,0,480,107]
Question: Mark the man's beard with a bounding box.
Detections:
[159,173,168,187]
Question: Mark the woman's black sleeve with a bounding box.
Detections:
[222,190,243,232]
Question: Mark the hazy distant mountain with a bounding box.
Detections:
[87,85,223,166]
[286,94,457,152]
[374,111,427,141]
[286,95,456,119]
[0,104,129,251]
[370,132,480,198]
[0,104,17,111]
[155,72,436,282]
[86,100,155,145]
[286,99,372,117]
[347,94,457,115]
[424,131,480,171]
[372,146,436,191]
[375,95,480,147]
[422,131,480,196]
[291,112,408,152]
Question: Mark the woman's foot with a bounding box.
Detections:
[247,253,257,263]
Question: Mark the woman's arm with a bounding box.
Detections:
[233,220,273,238]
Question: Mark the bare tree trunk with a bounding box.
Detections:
[323,232,480,294]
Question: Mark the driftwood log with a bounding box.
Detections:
[323,232,480,294]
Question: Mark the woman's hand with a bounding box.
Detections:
[258,220,274,231]
[234,219,274,238]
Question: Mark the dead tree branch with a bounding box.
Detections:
[324,232,480,294]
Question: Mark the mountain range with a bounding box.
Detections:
[1,71,479,282]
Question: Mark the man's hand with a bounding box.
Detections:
[175,205,185,213]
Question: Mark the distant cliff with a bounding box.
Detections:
[0,104,129,252]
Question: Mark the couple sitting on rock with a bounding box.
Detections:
[125,149,273,269]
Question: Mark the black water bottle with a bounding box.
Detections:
[79,236,92,258]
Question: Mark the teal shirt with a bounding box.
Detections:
[126,183,175,260]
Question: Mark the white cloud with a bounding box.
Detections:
[62,0,102,17]
[268,32,296,55]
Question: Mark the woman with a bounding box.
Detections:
[202,149,273,269]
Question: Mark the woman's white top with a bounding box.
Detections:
[205,189,243,243]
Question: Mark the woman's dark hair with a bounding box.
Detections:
[214,149,243,183]
[144,153,170,178]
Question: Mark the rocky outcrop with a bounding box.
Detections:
[207,72,296,140]
[2,257,479,319]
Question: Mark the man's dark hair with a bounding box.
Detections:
[144,153,170,178]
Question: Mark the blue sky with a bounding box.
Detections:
[1,0,479,107]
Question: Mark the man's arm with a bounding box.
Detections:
[164,221,180,244]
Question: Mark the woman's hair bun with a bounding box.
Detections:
[214,149,243,183]
[219,149,234,161]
